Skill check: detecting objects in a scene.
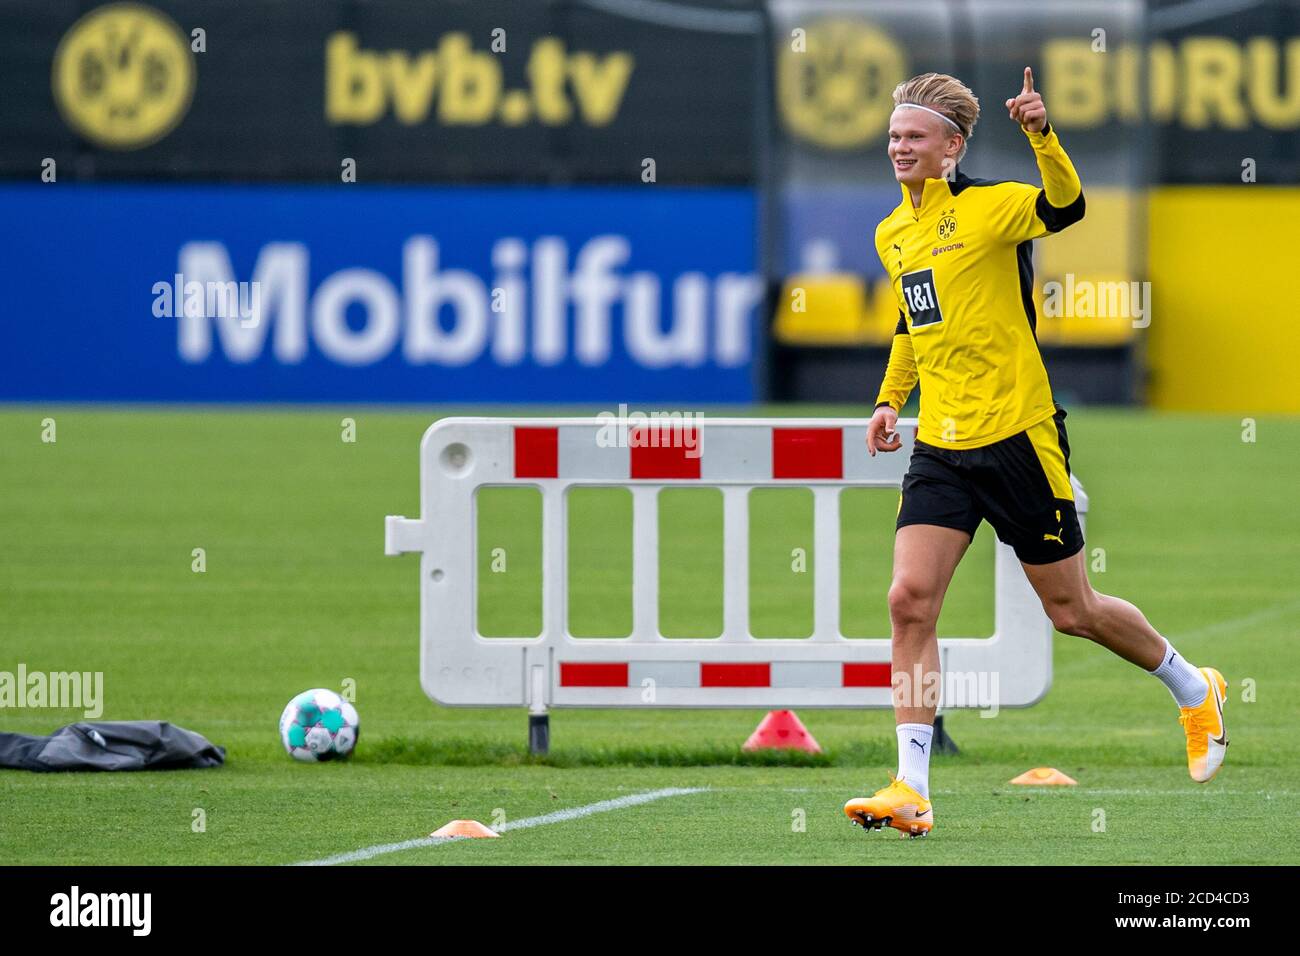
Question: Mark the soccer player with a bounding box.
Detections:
[842,69,1228,839]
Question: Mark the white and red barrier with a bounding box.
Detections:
[386,417,1087,716]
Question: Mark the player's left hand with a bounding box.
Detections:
[1005,67,1047,133]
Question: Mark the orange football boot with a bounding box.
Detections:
[844,772,933,839]
[1179,666,1229,782]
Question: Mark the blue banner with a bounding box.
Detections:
[0,184,760,403]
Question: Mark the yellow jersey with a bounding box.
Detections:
[873,122,1086,449]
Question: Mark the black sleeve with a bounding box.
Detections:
[1035,187,1086,232]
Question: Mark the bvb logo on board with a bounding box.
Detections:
[52,3,195,150]
[778,19,906,149]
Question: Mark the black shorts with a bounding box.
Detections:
[896,404,1084,565]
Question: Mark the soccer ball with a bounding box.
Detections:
[279,688,359,762]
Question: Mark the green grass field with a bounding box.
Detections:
[1,405,1297,865]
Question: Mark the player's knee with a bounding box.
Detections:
[888,579,939,631]
[1043,597,1094,638]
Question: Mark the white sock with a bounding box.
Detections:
[1148,637,1209,707]
[896,723,933,798]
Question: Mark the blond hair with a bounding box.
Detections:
[892,73,980,162]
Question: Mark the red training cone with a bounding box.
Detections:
[742,709,822,753]
[430,819,500,838]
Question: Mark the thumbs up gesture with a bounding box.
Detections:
[1005,67,1047,133]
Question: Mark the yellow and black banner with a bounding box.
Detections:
[0,0,766,184]
[771,0,1300,186]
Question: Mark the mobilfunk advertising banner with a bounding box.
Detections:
[0,185,762,403]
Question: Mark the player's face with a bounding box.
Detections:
[888,109,960,187]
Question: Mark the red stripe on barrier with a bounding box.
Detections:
[842,663,892,687]
[701,663,770,687]
[772,428,842,479]
[559,662,629,687]
[514,427,558,478]
[628,425,701,479]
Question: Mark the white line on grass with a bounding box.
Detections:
[291,786,709,866]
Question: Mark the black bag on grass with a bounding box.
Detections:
[0,720,225,771]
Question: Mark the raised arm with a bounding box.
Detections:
[991,67,1086,241]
